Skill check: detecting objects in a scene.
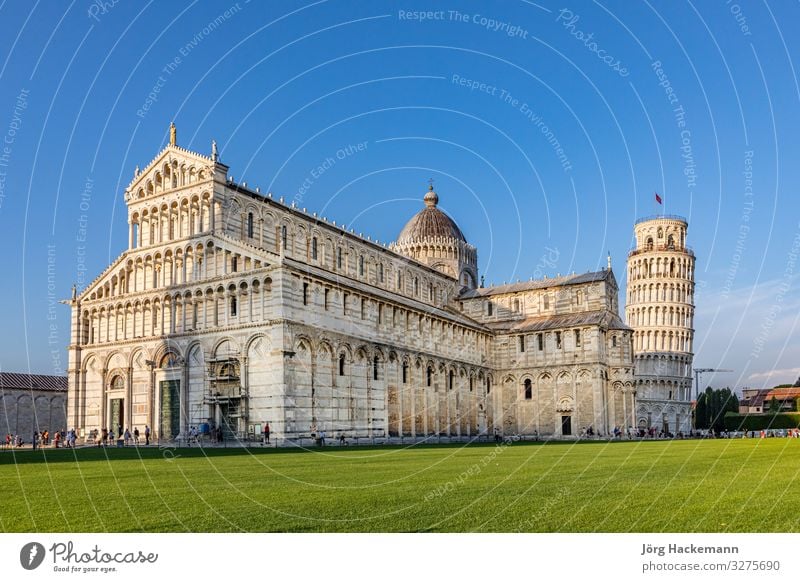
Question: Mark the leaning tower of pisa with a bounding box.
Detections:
[626,215,695,434]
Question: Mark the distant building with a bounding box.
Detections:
[762,387,800,412]
[738,388,771,414]
[0,372,67,437]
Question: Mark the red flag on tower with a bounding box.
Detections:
[655,192,663,204]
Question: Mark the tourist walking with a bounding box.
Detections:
[124,428,131,446]
[133,427,139,445]
[144,425,151,446]
[263,422,270,444]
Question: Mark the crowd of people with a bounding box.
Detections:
[3,429,78,449]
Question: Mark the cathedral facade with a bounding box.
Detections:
[66,132,690,444]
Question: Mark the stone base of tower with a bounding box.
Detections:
[635,398,692,435]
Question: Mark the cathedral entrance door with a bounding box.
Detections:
[159,380,180,440]
[110,398,124,435]
[561,415,572,436]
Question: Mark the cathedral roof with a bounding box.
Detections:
[459,269,614,298]
[0,372,67,392]
[485,310,630,333]
[396,186,467,245]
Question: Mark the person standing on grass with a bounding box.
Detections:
[124,428,131,446]
[133,427,139,445]
[264,422,270,444]
[144,425,151,446]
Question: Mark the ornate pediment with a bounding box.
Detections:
[124,138,226,203]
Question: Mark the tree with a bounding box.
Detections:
[794,376,800,387]
[694,387,739,431]
[695,391,708,429]
[769,396,781,413]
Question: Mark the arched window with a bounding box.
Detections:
[427,366,433,387]
[524,379,532,400]
[247,212,254,238]
[373,356,379,381]
[280,225,287,250]
[110,375,124,391]
[486,377,491,394]
[667,234,675,249]
[646,237,654,250]
[379,263,384,282]
[413,277,419,295]
[337,247,342,270]
[359,255,365,276]
[657,227,663,239]
[514,299,520,312]
[487,302,493,316]
[339,354,345,376]
[311,237,318,260]
[449,370,454,390]
[230,297,237,316]
[402,361,408,384]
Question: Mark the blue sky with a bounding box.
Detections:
[0,0,798,389]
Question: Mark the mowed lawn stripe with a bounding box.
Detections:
[1,439,798,532]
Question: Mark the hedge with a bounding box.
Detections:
[724,412,800,431]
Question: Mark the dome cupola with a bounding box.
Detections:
[390,184,478,290]
[396,185,466,245]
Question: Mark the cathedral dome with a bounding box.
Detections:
[396,186,466,245]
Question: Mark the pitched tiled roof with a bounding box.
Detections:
[459,270,612,299]
[765,387,800,400]
[0,372,67,392]
[484,310,630,333]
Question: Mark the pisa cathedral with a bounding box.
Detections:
[66,128,694,443]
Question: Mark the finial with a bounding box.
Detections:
[169,122,177,146]
[134,165,140,177]
[211,139,218,162]
[607,252,612,270]
[480,275,485,288]
[71,284,77,300]
[424,180,438,207]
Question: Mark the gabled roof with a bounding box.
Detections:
[0,372,67,392]
[459,269,614,299]
[484,310,630,333]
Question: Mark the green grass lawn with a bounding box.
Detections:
[1,438,798,532]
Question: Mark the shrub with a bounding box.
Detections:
[724,412,800,431]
